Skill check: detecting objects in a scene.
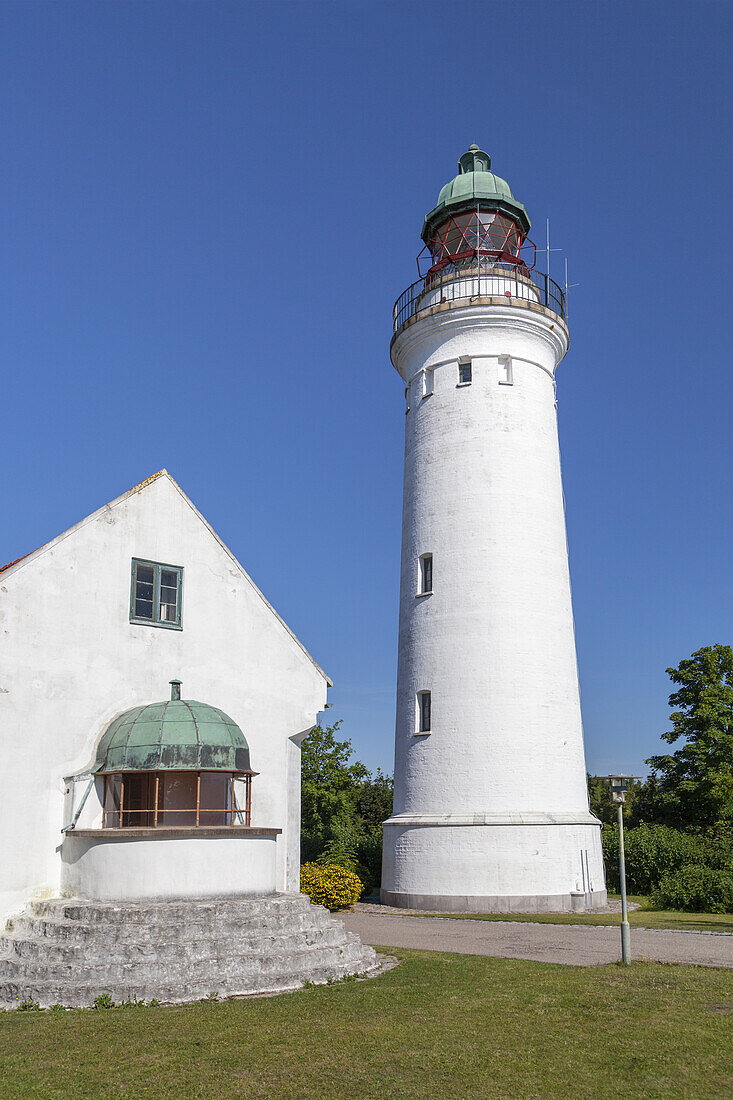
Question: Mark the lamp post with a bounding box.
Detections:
[601,775,641,964]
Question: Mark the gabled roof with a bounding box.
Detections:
[0,470,331,685]
[0,553,33,575]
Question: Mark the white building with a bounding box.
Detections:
[381,146,606,913]
[0,470,330,925]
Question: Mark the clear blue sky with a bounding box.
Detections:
[3,1,732,778]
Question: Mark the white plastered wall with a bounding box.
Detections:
[0,473,328,922]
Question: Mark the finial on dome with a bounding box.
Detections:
[458,144,491,174]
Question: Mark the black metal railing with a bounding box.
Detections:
[392,259,565,335]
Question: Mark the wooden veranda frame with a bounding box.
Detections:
[103,770,254,828]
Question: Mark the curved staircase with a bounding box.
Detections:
[0,893,378,1008]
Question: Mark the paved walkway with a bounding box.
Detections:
[341,911,733,969]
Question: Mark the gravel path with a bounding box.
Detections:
[341,911,733,969]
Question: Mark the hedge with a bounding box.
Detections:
[652,865,733,913]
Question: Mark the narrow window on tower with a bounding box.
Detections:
[423,368,434,398]
[458,356,472,385]
[418,553,433,595]
[498,355,513,385]
[416,690,432,735]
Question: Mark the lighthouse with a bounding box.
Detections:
[381,146,606,913]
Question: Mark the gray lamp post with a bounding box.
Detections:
[601,775,641,965]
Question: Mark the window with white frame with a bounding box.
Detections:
[419,553,433,595]
[458,356,472,385]
[423,368,434,397]
[498,355,513,385]
[130,559,183,628]
[416,690,432,734]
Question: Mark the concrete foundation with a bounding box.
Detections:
[380,889,608,913]
[60,828,280,903]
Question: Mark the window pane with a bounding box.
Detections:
[159,589,178,621]
[199,772,232,826]
[159,772,197,826]
[419,692,431,732]
[134,561,155,619]
[104,774,122,826]
[159,570,179,622]
[121,772,156,827]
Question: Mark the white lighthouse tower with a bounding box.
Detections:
[381,145,606,913]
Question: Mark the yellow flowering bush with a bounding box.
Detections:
[300,862,363,911]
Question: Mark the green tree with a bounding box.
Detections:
[645,644,733,828]
[300,724,393,891]
[300,723,367,860]
[355,769,393,830]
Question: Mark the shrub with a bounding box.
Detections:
[300,862,363,910]
[651,865,733,913]
[601,823,713,894]
[355,827,385,895]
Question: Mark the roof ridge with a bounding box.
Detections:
[0,471,169,575]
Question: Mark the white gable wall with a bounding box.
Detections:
[0,474,328,922]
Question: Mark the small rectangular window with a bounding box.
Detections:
[499,355,513,385]
[130,559,183,629]
[419,553,433,594]
[458,356,472,385]
[423,368,434,397]
[417,690,431,734]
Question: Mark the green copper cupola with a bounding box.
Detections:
[419,145,531,274]
[94,681,252,773]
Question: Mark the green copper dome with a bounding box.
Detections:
[94,681,252,773]
[422,144,531,242]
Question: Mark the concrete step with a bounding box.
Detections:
[0,939,370,986]
[0,924,350,965]
[0,894,377,1008]
[5,908,333,945]
[0,953,379,1009]
[25,893,315,925]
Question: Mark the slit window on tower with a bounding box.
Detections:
[458,357,472,385]
[423,368,434,397]
[419,553,433,594]
[498,355,513,385]
[417,691,431,734]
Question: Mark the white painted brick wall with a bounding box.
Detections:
[382,302,606,908]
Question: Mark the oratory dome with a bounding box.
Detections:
[94,682,251,774]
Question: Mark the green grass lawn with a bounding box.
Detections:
[2,949,733,1100]
[418,896,733,934]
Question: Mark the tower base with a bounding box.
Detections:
[381,814,606,914]
[379,888,607,914]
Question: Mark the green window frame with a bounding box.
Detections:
[130,559,183,630]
